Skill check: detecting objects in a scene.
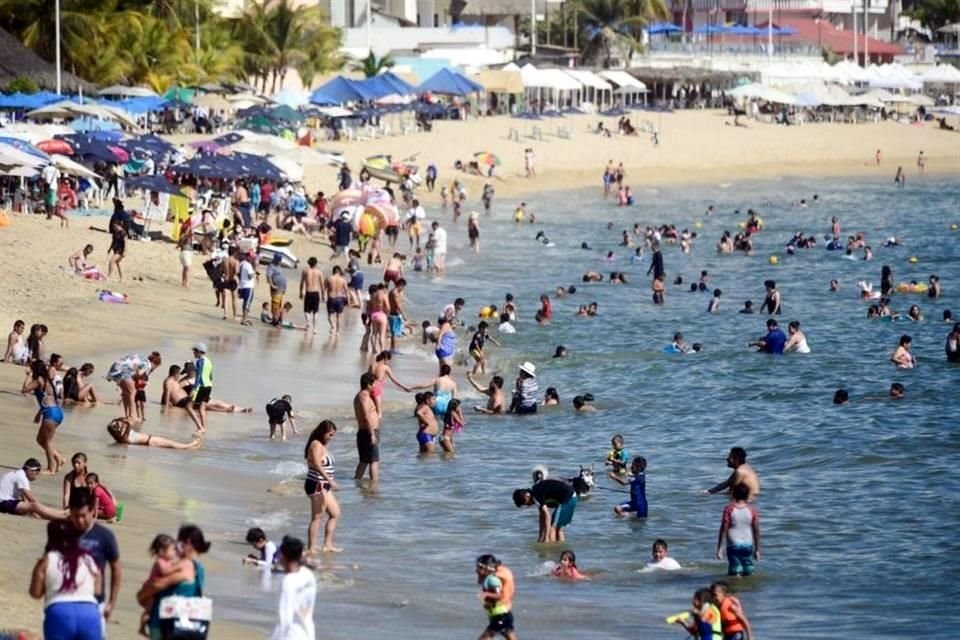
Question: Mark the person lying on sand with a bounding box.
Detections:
[107,417,201,450]
[160,364,253,413]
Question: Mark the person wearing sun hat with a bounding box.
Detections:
[509,362,539,415]
[185,343,213,435]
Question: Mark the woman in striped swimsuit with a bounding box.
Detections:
[304,421,342,554]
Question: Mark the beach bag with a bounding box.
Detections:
[158,584,211,640]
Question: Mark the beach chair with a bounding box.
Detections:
[507,127,520,142]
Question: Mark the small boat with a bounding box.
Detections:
[258,244,299,269]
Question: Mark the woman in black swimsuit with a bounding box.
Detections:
[305,420,341,554]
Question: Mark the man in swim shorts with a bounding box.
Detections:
[353,373,380,483]
[388,278,408,352]
[185,343,213,435]
[0,458,64,519]
[325,265,349,335]
[513,478,577,542]
[299,257,325,334]
[266,253,288,326]
[476,555,517,640]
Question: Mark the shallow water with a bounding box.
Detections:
[158,175,960,638]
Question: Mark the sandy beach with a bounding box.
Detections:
[0,109,958,637]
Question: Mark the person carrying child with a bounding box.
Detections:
[609,456,647,518]
[138,534,178,637]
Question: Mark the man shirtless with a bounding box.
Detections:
[325,265,349,335]
[221,247,240,319]
[161,364,252,414]
[703,446,760,501]
[353,372,380,483]
[387,279,408,352]
[299,257,325,333]
[465,373,505,414]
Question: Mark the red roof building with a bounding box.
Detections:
[755,16,904,63]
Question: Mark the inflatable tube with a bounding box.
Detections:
[665,612,691,625]
[330,189,364,212]
[662,345,683,354]
[267,238,293,247]
[895,283,928,294]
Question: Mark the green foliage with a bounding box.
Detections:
[352,50,395,78]
[5,76,39,93]
[573,0,670,66]
[0,0,343,89]
[909,0,960,34]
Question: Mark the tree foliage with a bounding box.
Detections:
[573,0,670,67]
[0,0,343,90]
[909,0,960,35]
[352,51,395,78]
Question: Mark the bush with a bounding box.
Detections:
[5,77,39,94]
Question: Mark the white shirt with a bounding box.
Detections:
[498,322,516,334]
[433,227,448,254]
[644,557,682,572]
[45,551,99,607]
[256,540,277,567]
[268,566,316,640]
[42,165,60,187]
[0,469,29,501]
[238,260,256,290]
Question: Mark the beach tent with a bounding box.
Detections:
[0,136,48,161]
[379,71,417,95]
[416,68,483,96]
[647,22,682,34]
[310,76,377,105]
[270,88,309,108]
[729,82,795,104]
[564,69,613,109]
[193,93,232,111]
[921,64,960,85]
[598,71,648,106]
[473,70,523,95]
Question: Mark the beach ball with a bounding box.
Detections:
[768,255,779,265]
[694,222,703,228]
[908,256,918,264]
[951,224,958,231]
[737,222,746,229]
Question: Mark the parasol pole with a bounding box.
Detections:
[55,0,62,95]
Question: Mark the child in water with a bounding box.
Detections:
[139,534,180,637]
[134,377,147,420]
[673,588,722,640]
[552,550,587,580]
[610,457,647,518]
[605,434,629,475]
[441,398,464,453]
[645,539,681,571]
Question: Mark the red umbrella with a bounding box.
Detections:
[106,145,129,162]
[37,139,73,155]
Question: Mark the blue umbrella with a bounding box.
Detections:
[0,136,49,161]
[648,22,682,34]
[125,174,186,196]
[727,24,762,36]
[772,26,797,35]
[694,24,728,35]
[600,106,628,116]
[541,109,565,118]
[511,111,543,120]
[119,134,176,159]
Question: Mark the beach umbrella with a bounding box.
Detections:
[0,142,46,169]
[118,134,175,158]
[49,154,100,179]
[98,85,158,98]
[188,140,222,153]
[69,117,121,133]
[0,136,49,161]
[36,139,73,155]
[647,22,682,34]
[125,174,186,196]
[473,151,501,167]
[270,89,309,109]
[694,24,727,35]
[163,87,195,103]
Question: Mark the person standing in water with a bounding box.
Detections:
[304,421,341,554]
[299,257,325,334]
[325,266,349,336]
[185,343,213,435]
[387,279,408,353]
[476,555,517,640]
[759,280,781,315]
[22,360,66,473]
[647,243,665,281]
[353,373,380,484]
[703,447,760,501]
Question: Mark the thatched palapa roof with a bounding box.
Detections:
[450,0,547,17]
[0,28,94,93]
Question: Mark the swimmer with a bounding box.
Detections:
[605,434,628,475]
[833,389,849,405]
[889,382,905,399]
[739,301,754,314]
[582,272,603,283]
[553,345,567,358]
[572,394,596,412]
[784,321,810,353]
[542,387,560,406]
[669,332,690,354]
[466,373,505,414]
[414,392,439,453]
[702,447,760,501]
[907,305,923,321]
[891,335,916,369]
[830,279,840,292]
[469,321,501,376]
[707,289,722,313]
[552,550,587,580]
[645,539,681,571]
[610,456,647,518]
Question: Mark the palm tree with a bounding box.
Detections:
[574,0,669,67]
[910,0,960,33]
[238,0,343,93]
[352,50,395,78]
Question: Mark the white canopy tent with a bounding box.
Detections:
[599,70,648,105]
[564,69,613,109]
[26,101,140,130]
[920,64,960,85]
[519,64,583,109]
[729,82,795,105]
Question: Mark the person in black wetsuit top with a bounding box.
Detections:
[646,243,665,281]
[513,478,577,543]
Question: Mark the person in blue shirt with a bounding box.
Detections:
[749,319,787,355]
[610,456,647,518]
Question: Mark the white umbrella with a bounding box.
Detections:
[49,154,101,179]
[97,85,158,98]
[937,23,960,34]
[270,89,309,108]
[908,94,935,106]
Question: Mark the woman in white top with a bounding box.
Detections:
[29,520,102,640]
[784,321,811,354]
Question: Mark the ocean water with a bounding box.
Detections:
[158,175,960,638]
